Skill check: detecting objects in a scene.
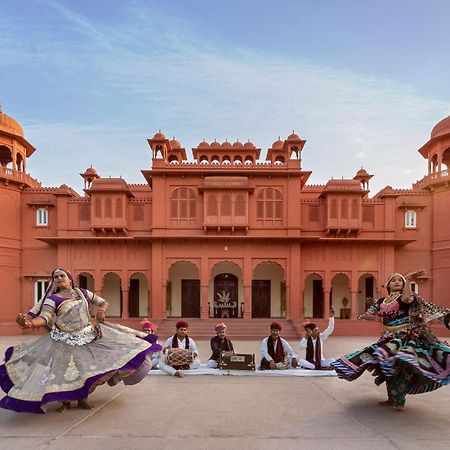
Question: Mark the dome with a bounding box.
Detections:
[170,139,181,148]
[232,141,243,148]
[152,131,166,140]
[85,167,97,175]
[431,116,450,139]
[198,141,210,148]
[356,168,368,176]
[210,141,221,148]
[0,112,24,137]
[222,141,232,148]
[287,132,300,141]
[272,139,283,149]
[244,141,255,149]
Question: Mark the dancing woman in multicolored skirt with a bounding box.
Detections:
[0,268,161,414]
[331,271,450,411]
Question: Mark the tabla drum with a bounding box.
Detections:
[166,348,194,367]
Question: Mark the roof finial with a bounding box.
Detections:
[292,130,295,134]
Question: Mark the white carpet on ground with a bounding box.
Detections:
[148,364,337,377]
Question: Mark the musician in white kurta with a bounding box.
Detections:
[298,310,335,369]
[159,321,201,377]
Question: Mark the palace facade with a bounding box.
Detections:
[1,111,450,335]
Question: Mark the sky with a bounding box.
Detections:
[1,0,449,195]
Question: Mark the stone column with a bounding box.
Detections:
[201,283,209,319]
[121,289,129,318]
[350,290,358,320]
[243,283,251,318]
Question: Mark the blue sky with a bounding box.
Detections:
[1,0,449,194]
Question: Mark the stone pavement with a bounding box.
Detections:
[0,336,449,450]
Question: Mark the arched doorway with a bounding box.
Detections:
[304,273,324,318]
[102,272,122,317]
[331,273,351,318]
[78,272,94,291]
[252,262,285,318]
[129,272,149,318]
[168,261,200,318]
[213,273,238,318]
[358,273,376,315]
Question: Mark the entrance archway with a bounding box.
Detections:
[252,262,285,318]
[213,273,238,318]
[168,261,200,318]
[304,273,324,318]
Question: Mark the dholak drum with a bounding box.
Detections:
[166,348,193,369]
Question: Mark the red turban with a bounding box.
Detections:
[270,322,282,330]
[176,320,189,329]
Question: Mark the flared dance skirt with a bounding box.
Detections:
[331,328,450,395]
[0,322,153,413]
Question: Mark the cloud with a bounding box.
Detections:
[4,1,450,195]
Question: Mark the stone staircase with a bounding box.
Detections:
[152,318,301,341]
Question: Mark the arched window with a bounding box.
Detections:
[116,198,123,218]
[221,194,231,215]
[207,194,218,216]
[351,198,359,219]
[341,198,348,219]
[330,199,337,219]
[171,187,196,221]
[235,194,245,216]
[256,188,283,222]
[95,198,102,218]
[105,198,112,218]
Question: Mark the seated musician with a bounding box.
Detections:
[141,319,162,369]
[298,307,335,370]
[207,323,235,368]
[159,320,200,378]
[260,322,298,370]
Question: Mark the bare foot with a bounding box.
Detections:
[57,401,71,413]
[77,399,94,410]
[174,371,185,378]
[377,399,394,406]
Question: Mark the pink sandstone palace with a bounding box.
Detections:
[1,110,449,337]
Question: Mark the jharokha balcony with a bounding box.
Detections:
[413,169,450,190]
[0,166,41,188]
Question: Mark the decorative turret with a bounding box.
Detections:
[80,166,100,189]
[0,109,39,188]
[266,132,306,166]
[414,115,450,190]
[353,167,373,190]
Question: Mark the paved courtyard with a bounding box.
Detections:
[0,336,449,450]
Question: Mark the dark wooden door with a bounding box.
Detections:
[129,279,140,317]
[214,274,238,318]
[313,279,324,318]
[181,279,200,317]
[252,280,271,318]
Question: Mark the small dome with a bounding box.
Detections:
[232,141,243,148]
[0,112,24,137]
[152,131,166,140]
[244,141,255,149]
[85,167,97,175]
[210,141,221,148]
[431,116,450,139]
[198,141,210,148]
[356,168,368,176]
[272,139,283,149]
[222,141,232,148]
[170,139,181,148]
[287,132,300,141]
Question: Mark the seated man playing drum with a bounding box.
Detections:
[207,322,235,368]
[260,322,298,370]
[159,320,201,378]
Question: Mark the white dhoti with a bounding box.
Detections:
[299,357,335,370]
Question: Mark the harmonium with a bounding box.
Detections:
[219,353,255,371]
